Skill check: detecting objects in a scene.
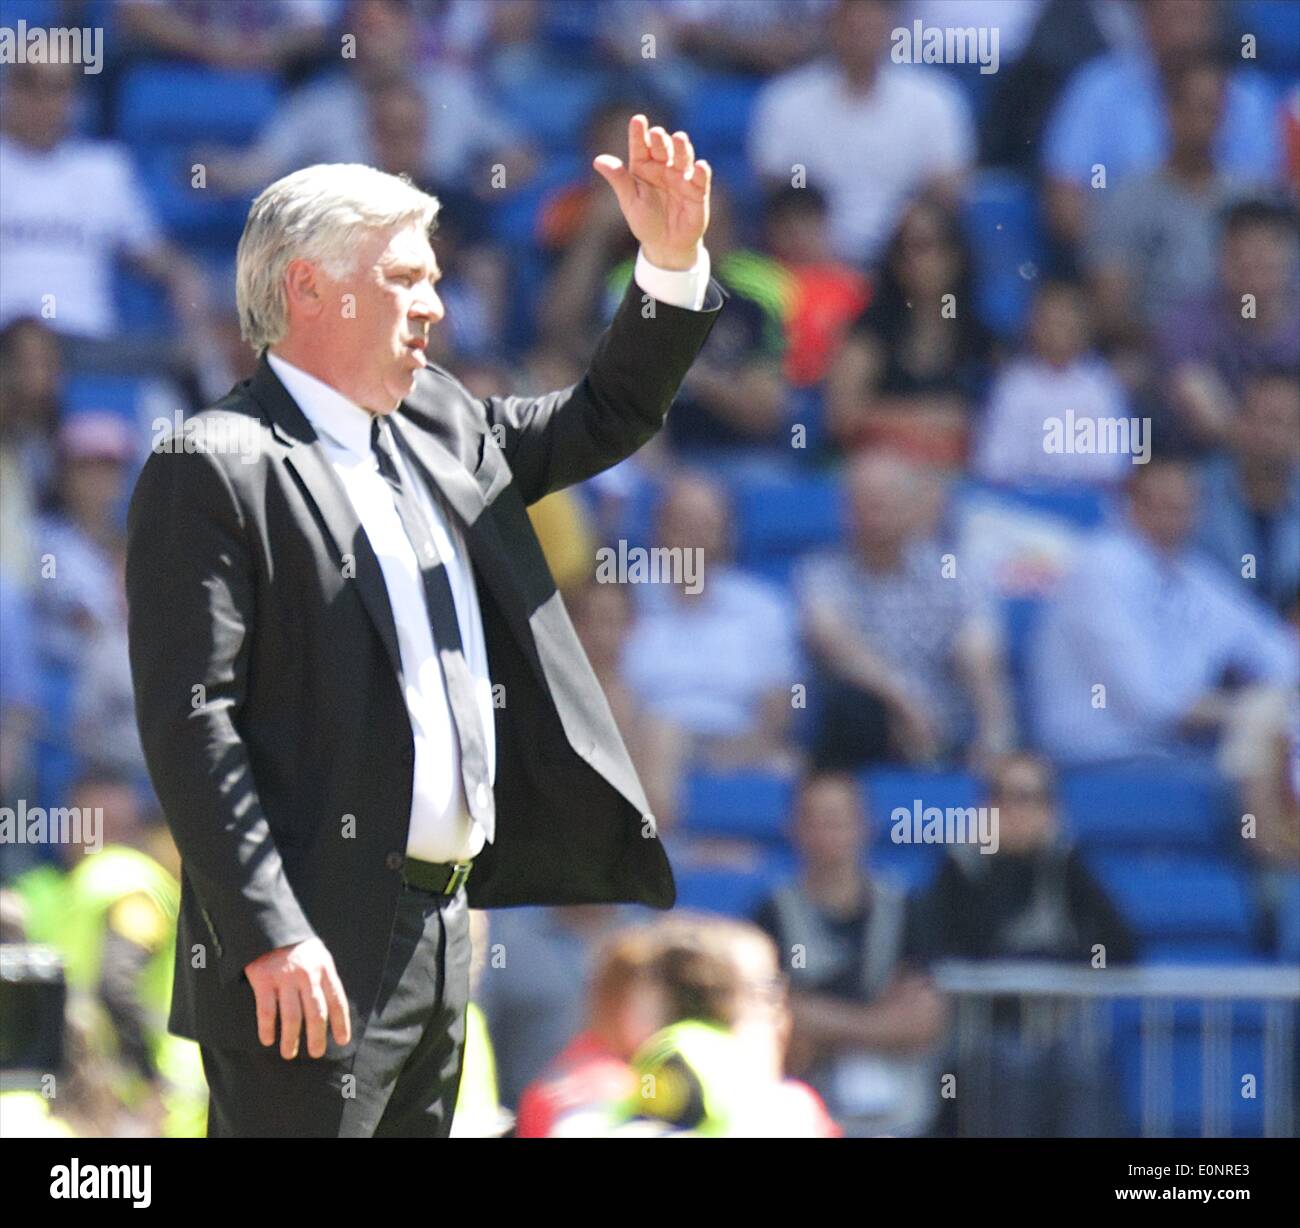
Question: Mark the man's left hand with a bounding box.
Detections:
[593,114,712,271]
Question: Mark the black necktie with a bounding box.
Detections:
[370,415,494,842]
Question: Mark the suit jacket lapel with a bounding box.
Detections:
[248,356,407,689]
[392,409,549,690]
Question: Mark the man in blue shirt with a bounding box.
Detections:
[1041,0,1281,253]
[1031,457,1297,767]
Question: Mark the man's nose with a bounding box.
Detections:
[410,287,444,323]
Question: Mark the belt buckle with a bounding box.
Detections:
[445,861,472,895]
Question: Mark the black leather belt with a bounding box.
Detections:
[402,857,473,897]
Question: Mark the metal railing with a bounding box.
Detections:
[932,961,1300,1138]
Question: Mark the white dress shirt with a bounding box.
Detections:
[266,248,708,863]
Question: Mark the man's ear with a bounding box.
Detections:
[283,258,322,319]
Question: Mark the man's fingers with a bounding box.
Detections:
[627,113,650,167]
[593,155,636,209]
[252,980,278,1048]
[322,967,352,1048]
[684,157,712,200]
[647,126,673,166]
[303,978,329,1059]
[671,131,694,178]
[277,983,303,1060]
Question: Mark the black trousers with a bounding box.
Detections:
[200,882,471,1138]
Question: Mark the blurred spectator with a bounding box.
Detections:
[921,753,1136,963]
[826,197,995,468]
[1041,0,1281,255]
[525,487,596,593]
[1161,197,1300,450]
[0,317,60,583]
[10,768,203,1136]
[547,184,791,453]
[33,414,133,678]
[981,0,1143,172]
[763,184,870,388]
[650,191,789,453]
[0,572,40,865]
[618,913,838,1136]
[0,61,208,341]
[73,617,149,786]
[749,0,976,265]
[569,580,685,833]
[973,279,1132,487]
[664,0,830,76]
[514,923,663,1137]
[535,132,639,357]
[200,0,529,196]
[753,773,945,1136]
[1086,54,1260,349]
[918,751,1135,1136]
[1031,458,1299,768]
[798,453,1014,768]
[536,97,659,257]
[367,76,508,362]
[622,475,801,770]
[905,0,1047,62]
[478,904,639,1110]
[1195,368,1300,614]
[117,0,335,75]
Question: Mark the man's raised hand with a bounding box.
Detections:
[245,937,352,1059]
[592,114,712,271]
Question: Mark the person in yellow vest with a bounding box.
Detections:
[11,769,205,1136]
[618,914,840,1138]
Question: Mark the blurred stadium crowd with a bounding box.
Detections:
[0,0,1298,1138]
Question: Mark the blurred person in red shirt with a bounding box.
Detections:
[516,915,841,1137]
[762,185,869,388]
[514,924,662,1138]
[617,914,840,1138]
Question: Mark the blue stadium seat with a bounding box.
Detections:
[731,473,842,575]
[680,769,794,844]
[1142,939,1257,964]
[64,373,143,423]
[862,768,984,842]
[0,0,56,23]
[132,144,256,246]
[113,261,176,338]
[706,149,764,232]
[861,769,982,888]
[960,171,1044,341]
[117,65,281,148]
[1113,1023,1272,1137]
[679,74,763,159]
[1059,763,1229,852]
[868,843,943,893]
[489,60,609,152]
[1236,1,1300,72]
[672,855,793,919]
[1088,853,1255,943]
[1276,873,1300,963]
[490,154,584,246]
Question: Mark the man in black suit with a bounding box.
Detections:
[126,116,723,1136]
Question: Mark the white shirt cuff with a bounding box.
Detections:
[633,246,711,312]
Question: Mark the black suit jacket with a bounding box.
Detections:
[126,278,724,1050]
